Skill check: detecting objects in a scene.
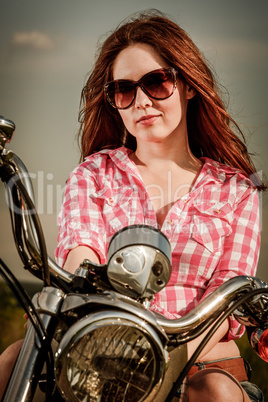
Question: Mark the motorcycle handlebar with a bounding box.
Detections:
[156,275,267,334]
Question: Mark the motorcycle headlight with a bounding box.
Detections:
[55,310,168,401]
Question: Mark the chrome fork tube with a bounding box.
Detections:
[3,287,65,402]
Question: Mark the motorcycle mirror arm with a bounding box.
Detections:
[0,116,74,285]
[1,150,74,285]
[6,184,39,272]
[0,156,51,285]
[1,152,43,274]
[10,153,74,283]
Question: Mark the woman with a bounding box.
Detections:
[1,10,265,402]
[55,10,266,402]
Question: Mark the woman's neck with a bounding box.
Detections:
[132,136,201,173]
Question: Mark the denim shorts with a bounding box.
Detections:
[240,381,264,402]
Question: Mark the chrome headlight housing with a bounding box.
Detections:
[55,310,168,401]
[107,225,171,298]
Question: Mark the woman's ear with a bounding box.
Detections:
[186,85,196,100]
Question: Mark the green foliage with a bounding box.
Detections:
[0,282,25,353]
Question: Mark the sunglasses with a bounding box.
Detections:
[104,67,177,110]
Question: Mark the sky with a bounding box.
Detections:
[0,0,268,283]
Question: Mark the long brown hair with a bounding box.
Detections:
[78,10,265,190]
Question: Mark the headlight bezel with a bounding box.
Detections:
[55,309,168,401]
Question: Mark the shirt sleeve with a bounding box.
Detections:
[199,183,260,341]
[55,169,107,268]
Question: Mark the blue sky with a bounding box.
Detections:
[0,0,267,282]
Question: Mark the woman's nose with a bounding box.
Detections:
[134,86,152,109]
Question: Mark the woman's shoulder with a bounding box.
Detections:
[197,157,258,205]
[71,147,131,176]
[200,157,255,188]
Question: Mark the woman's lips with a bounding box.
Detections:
[137,115,159,125]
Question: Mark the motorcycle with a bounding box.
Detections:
[0,115,267,401]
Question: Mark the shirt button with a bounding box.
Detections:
[215,209,221,214]
[167,219,175,226]
[108,197,114,205]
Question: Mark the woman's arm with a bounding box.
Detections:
[187,319,231,361]
[198,185,260,341]
[63,245,100,274]
[55,168,107,268]
[188,182,260,359]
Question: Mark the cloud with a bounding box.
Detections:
[11,31,55,50]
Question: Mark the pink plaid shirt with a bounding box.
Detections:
[55,147,260,340]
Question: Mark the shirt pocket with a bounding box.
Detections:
[104,188,134,209]
[191,202,233,253]
[103,188,135,230]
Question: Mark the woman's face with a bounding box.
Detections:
[112,43,195,147]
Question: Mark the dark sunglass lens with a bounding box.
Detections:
[107,81,135,109]
[143,70,174,99]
